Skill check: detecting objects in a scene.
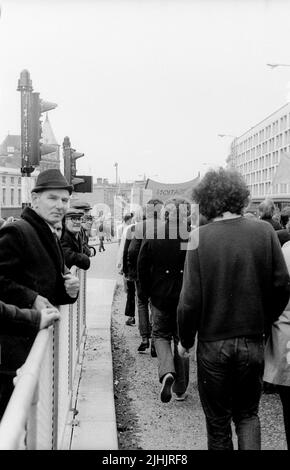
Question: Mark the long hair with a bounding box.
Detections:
[192,168,250,219]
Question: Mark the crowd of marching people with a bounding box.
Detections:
[117,167,290,451]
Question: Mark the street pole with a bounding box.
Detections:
[114,162,119,194]
[17,69,33,208]
[63,136,72,184]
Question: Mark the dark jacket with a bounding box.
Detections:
[127,218,161,281]
[122,224,135,279]
[177,217,290,349]
[79,227,92,257]
[0,301,40,336]
[261,216,282,231]
[0,206,78,373]
[137,220,189,310]
[61,228,90,270]
[276,229,290,247]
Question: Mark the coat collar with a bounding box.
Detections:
[21,206,64,272]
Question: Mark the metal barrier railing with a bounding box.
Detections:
[0,268,87,450]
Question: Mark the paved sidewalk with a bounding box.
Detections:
[70,277,118,450]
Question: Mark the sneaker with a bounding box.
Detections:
[173,392,188,402]
[150,342,157,358]
[125,317,135,326]
[137,339,150,352]
[160,373,174,403]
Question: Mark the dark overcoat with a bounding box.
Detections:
[61,228,90,270]
[137,220,189,311]
[0,206,77,373]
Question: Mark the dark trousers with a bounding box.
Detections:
[197,337,264,450]
[99,236,105,251]
[151,304,189,395]
[136,281,152,339]
[0,374,14,420]
[124,279,136,317]
[277,385,290,449]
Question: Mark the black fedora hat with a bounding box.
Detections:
[32,169,73,195]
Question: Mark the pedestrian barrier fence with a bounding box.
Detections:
[0,268,87,450]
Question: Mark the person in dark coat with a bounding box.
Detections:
[258,198,282,230]
[177,168,290,450]
[276,207,290,247]
[0,300,60,419]
[138,197,191,403]
[61,209,90,270]
[0,169,80,416]
[127,199,163,354]
[72,201,96,257]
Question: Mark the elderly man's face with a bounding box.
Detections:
[32,189,70,226]
[81,213,93,231]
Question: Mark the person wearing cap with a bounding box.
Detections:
[60,209,90,270]
[71,202,96,257]
[0,169,80,415]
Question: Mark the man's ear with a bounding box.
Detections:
[31,191,39,208]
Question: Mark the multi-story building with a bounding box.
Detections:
[228,102,290,211]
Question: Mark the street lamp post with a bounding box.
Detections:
[113,162,119,194]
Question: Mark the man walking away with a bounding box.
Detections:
[177,168,290,450]
[128,199,163,355]
[138,197,191,403]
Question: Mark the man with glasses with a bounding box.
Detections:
[72,202,96,257]
[61,209,90,270]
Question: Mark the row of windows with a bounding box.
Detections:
[235,134,290,166]
[2,188,21,206]
[248,182,290,197]
[244,166,277,185]
[1,176,21,185]
[248,182,272,197]
[237,112,290,152]
[236,149,283,173]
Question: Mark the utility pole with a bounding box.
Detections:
[17,70,33,207]
[114,162,119,194]
[17,69,57,207]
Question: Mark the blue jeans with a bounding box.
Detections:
[151,304,189,395]
[197,337,264,450]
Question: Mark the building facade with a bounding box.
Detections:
[228,102,290,210]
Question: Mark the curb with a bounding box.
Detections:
[69,278,118,450]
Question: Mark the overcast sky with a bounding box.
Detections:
[1,0,290,184]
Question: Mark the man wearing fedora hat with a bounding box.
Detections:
[0,169,80,415]
[61,208,91,270]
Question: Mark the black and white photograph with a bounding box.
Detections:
[0,0,290,456]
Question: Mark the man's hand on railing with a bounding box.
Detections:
[32,295,54,314]
[63,273,80,298]
[39,307,60,330]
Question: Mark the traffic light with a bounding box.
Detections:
[29,92,57,167]
[70,149,84,186]
[63,137,92,192]
[73,175,93,193]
